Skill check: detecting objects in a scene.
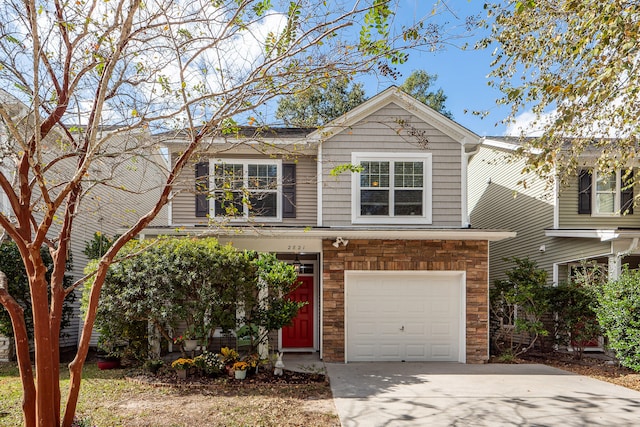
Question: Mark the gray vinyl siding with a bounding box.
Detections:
[320,102,463,227]
[0,130,165,352]
[558,176,640,228]
[71,135,167,347]
[171,154,317,227]
[469,146,616,285]
[469,146,554,283]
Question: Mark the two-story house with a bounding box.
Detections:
[469,137,640,286]
[145,87,514,364]
[0,92,167,360]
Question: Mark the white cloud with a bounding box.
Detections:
[504,110,556,137]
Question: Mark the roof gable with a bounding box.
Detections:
[308,86,481,146]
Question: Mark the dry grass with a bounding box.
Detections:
[0,362,339,427]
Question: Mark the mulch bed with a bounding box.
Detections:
[493,350,640,392]
[127,368,327,390]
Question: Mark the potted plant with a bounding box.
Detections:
[174,325,201,353]
[243,353,260,375]
[171,357,194,380]
[184,325,202,350]
[232,361,249,380]
[96,337,125,370]
[143,359,165,374]
[219,346,239,375]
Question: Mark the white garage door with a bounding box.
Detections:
[345,271,465,362]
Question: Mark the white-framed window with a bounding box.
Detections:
[593,170,633,216]
[210,159,282,221]
[351,152,432,224]
[578,169,634,216]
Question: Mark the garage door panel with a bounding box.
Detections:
[351,321,376,335]
[379,323,402,335]
[405,344,427,358]
[346,271,464,362]
[404,322,425,336]
[353,344,375,359]
[379,344,402,358]
[431,322,454,337]
[431,344,454,358]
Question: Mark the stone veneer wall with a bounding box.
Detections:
[322,239,489,363]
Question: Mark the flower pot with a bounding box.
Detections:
[234,369,247,380]
[183,339,198,351]
[176,369,187,380]
[97,358,120,370]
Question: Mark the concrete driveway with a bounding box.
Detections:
[325,362,640,426]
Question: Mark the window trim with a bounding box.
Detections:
[578,168,634,217]
[591,170,635,217]
[209,158,283,221]
[351,152,432,224]
[592,170,620,217]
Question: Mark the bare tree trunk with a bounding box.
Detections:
[0,271,36,427]
[62,263,109,427]
[29,254,58,427]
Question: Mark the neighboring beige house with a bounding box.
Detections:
[468,137,640,286]
[0,117,167,360]
[143,87,514,364]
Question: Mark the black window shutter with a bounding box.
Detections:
[282,164,296,218]
[578,169,592,214]
[195,162,209,218]
[621,170,634,215]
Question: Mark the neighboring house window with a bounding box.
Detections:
[195,162,209,218]
[282,163,296,218]
[351,152,432,224]
[578,169,634,216]
[210,159,282,220]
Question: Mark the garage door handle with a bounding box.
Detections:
[400,326,404,331]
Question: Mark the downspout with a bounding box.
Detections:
[553,168,559,229]
[316,141,323,227]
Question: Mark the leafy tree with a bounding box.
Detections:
[594,267,640,371]
[276,69,452,127]
[275,78,368,127]
[490,257,550,358]
[399,70,452,118]
[0,0,462,424]
[482,1,640,182]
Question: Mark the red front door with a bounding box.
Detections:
[282,275,314,348]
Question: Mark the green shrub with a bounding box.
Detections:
[490,257,550,357]
[595,268,640,371]
[548,282,600,359]
[82,237,304,360]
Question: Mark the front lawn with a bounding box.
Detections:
[0,362,339,426]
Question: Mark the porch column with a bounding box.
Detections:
[258,278,268,359]
[608,255,621,281]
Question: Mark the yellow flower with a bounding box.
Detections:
[171,358,194,370]
[232,361,249,371]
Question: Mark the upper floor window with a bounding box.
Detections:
[212,159,282,220]
[195,160,296,221]
[351,152,432,224]
[578,169,634,216]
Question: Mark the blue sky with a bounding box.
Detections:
[357,0,512,137]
